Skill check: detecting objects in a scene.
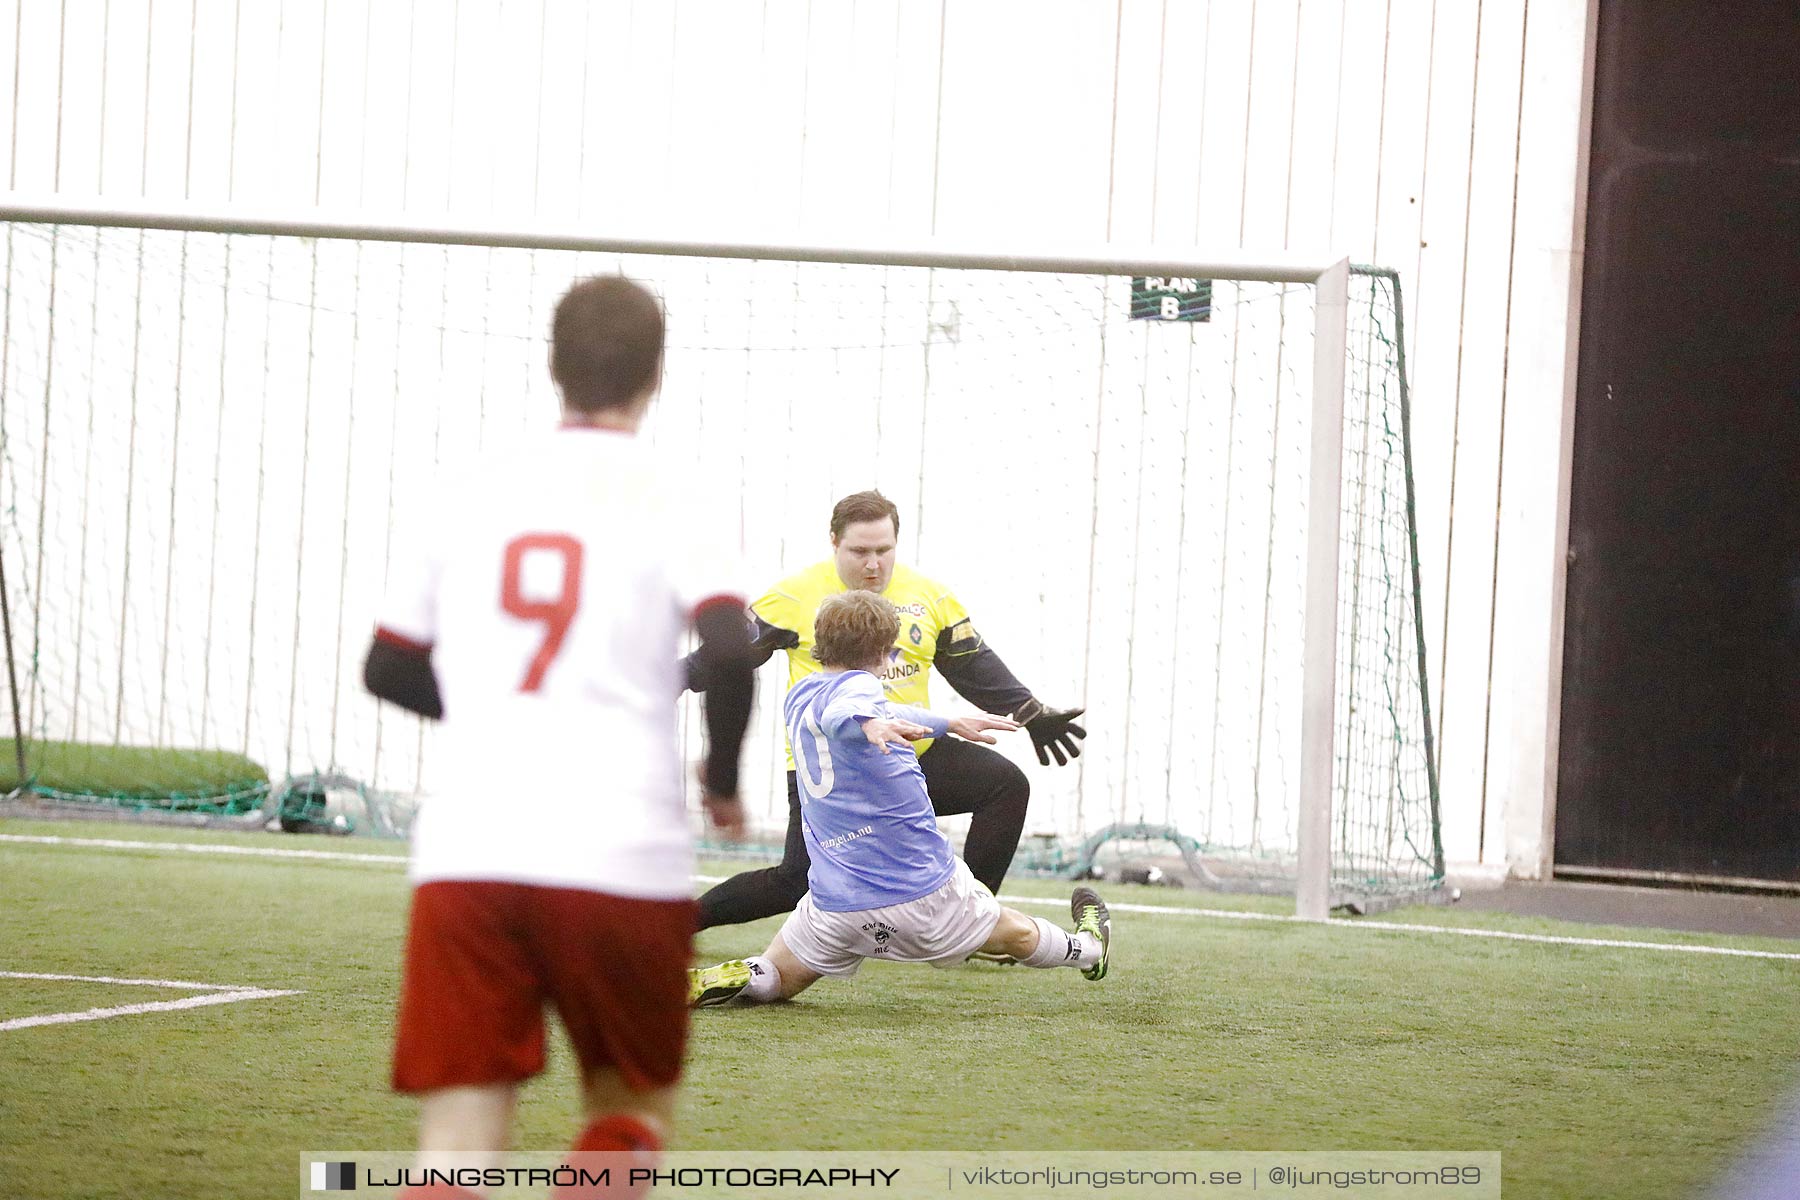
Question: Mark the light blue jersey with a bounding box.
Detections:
[784,670,957,912]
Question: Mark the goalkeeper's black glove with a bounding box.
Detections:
[1023,704,1086,767]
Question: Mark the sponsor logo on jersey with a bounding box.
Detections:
[817,824,874,852]
[878,660,921,685]
[891,602,929,618]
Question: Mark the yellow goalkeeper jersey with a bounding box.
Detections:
[752,560,982,759]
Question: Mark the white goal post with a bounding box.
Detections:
[0,194,1431,919]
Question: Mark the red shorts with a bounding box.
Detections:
[392,881,697,1094]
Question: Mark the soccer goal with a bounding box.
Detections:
[0,196,1440,916]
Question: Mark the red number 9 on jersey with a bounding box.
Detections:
[500,533,584,692]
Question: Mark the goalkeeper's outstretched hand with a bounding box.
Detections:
[1025,705,1087,767]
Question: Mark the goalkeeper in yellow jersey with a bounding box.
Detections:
[687,489,1086,930]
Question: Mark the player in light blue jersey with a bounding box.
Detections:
[689,591,1111,1007]
[782,665,961,912]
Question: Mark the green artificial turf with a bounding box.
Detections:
[1,818,1796,1199]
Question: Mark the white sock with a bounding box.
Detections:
[741,955,781,1003]
[1019,916,1100,969]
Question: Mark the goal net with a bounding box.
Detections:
[0,209,1441,910]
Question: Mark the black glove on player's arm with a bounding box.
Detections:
[1023,704,1086,767]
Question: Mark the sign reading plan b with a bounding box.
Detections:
[1130,276,1212,322]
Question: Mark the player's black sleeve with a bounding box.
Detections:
[693,599,760,795]
[935,618,1088,765]
[363,635,444,720]
[933,620,1035,717]
[683,611,796,693]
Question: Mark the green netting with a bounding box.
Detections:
[1330,267,1443,905]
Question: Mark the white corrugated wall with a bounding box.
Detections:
[0,0,1594,878]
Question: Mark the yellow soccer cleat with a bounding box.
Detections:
[1070,886,1111,981]
[687,959,753,1008]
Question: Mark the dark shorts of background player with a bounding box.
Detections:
[695,736,1029,930]
[392,881,697,1094]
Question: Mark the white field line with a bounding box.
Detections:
[0,832,407,865]
[0,968,304,1033]
[5,832,1797,963]
[988,893,1800,962]
[0,969,259,990]
[0,988,303,1032]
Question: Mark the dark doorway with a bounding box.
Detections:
[1559,1,1800,883]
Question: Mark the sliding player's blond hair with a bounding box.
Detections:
[812,591,899,670]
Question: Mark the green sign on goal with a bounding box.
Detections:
[1130,276,1212,322]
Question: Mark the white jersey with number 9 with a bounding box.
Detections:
[376,426,742,898]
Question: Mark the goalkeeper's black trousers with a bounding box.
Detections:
[694,737,1030,931]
